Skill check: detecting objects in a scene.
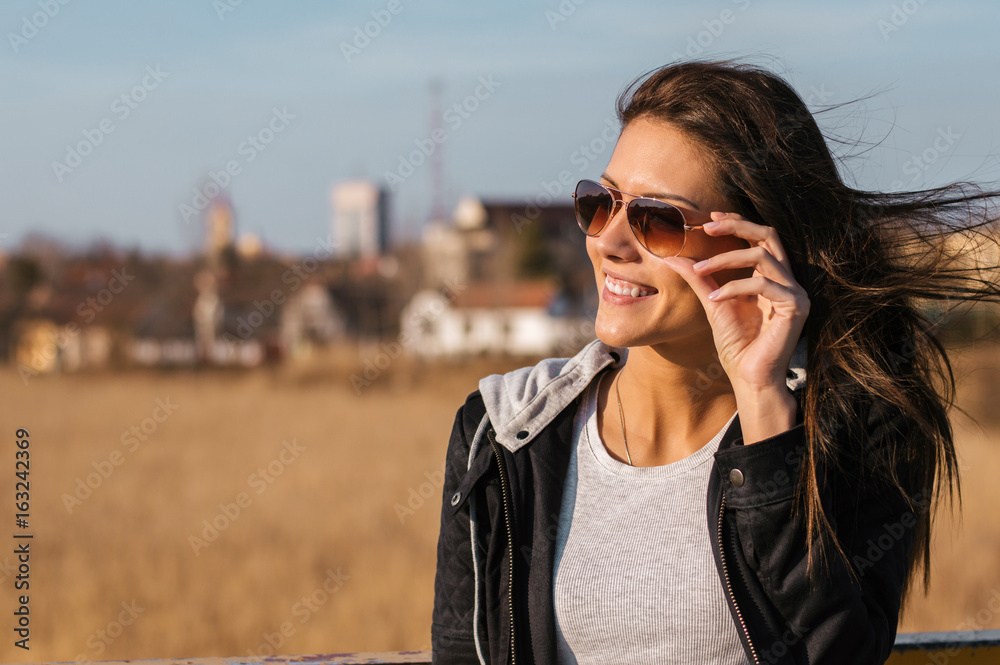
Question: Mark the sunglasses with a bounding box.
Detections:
[572,179,703,258]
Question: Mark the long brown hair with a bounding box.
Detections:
[617,60,1000,602]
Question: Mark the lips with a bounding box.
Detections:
[603,273,658,298]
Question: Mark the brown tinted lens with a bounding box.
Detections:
[627,198,687,257]
[574,180,614,236]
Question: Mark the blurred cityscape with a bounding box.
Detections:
[2,178,602,378]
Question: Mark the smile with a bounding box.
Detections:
[604,275,657,298]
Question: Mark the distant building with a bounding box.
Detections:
[236,232,263,260]
[13,318,113,374]
[332,180,389,259]
[205,194,236,262]
[421,197,496,287]
[400,281,591,358]
[192,270,222,362]
[280,282,347,356]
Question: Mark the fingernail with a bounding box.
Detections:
[707,289,721,300]
[703,221,720,230]
[693,260,708,270]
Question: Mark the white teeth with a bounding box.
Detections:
[605,276,652,298]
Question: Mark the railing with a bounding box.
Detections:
[888,630,1000,664]
[33,630,1000,664]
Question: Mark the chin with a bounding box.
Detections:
[593,317,647,349]
[594,309,703,351]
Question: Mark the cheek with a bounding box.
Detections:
[586,239,602,275]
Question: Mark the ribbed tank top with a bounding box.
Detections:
[552,372,750,664]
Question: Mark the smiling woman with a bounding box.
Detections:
[585,120,755,356]
[431,60,1000,665]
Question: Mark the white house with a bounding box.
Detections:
[400,281,585,358]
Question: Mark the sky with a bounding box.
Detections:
[1,0,999,255]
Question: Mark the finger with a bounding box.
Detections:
[693,245,796,288]
[703,213,791,270]
[708,275,811,317]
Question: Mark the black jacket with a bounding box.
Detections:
[431,339,915,664]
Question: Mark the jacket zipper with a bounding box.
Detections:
[718,494,760,665]
[489,430,517,665]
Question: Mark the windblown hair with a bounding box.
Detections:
[617,60,1000,603]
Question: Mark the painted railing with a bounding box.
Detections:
[888,630,1000,664]
[35,629,1000,665]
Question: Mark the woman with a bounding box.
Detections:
[431,60,1000,665]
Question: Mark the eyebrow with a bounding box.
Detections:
[601,173,702,211]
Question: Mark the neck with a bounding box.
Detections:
[610,343,738,466]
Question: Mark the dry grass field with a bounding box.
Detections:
[1,341,999,662]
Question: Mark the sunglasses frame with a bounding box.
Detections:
[572,179,704,258]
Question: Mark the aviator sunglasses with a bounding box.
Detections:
[572,179,704,258]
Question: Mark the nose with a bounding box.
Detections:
[591,200,642,260]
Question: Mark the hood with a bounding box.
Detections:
[479,337,809,453]
[478,339,626,453]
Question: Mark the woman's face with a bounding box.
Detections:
[587,116,751,350]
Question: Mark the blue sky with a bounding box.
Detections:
[1,0,998,255]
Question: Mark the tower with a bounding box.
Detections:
[331,180,389,259]
[428,78,447,223]
[204,192,235,265]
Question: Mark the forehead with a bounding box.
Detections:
[604,117,727,212]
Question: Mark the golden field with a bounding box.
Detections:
[1,341,1000,662]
